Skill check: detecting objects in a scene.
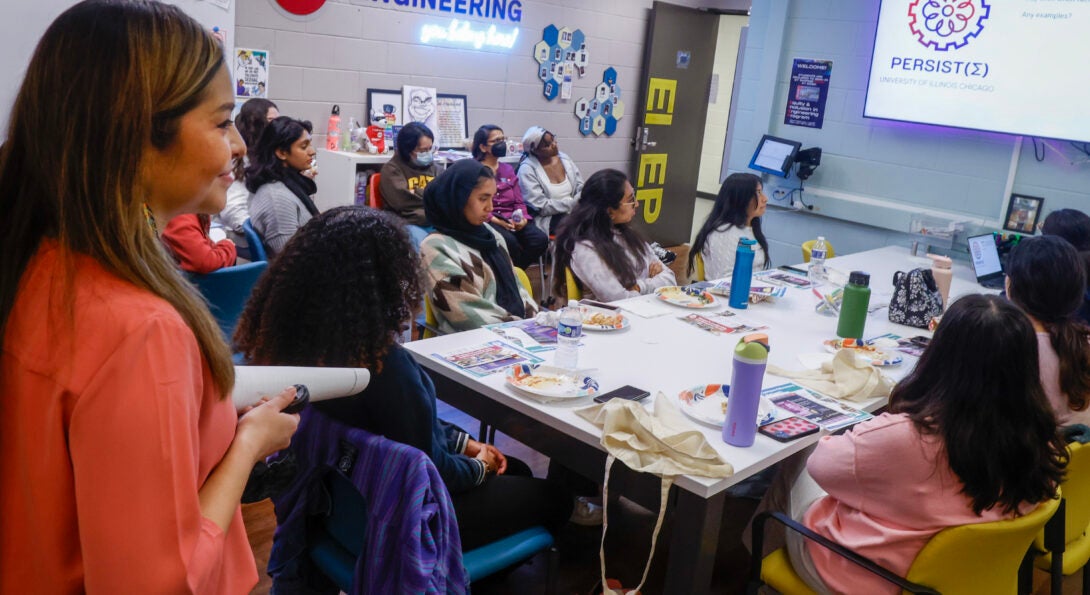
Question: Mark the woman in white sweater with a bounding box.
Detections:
[553,169,675,302]
[689,173,770,280]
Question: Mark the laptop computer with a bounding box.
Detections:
[967,234,1006,289]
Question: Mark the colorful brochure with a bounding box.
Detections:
[757,270,813,289]
[709,280,788,300]
[433,340,544,377]
[485,319,558,353]
[679,312,769,336]
[761,382,873,432]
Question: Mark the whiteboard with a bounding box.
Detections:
[0,0,236,136]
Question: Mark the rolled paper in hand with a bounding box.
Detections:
[232,366,370,411]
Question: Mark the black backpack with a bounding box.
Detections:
[888,268,944,328]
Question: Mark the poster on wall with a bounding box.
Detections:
[403,85,439,139]
[435,94,469,150]
[367,88,402,128]
[784,58,832,129]
[234,48,269,98]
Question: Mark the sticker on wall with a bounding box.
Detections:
[234,48,269,99]
[574,67,624,137]
[533,25,589,101]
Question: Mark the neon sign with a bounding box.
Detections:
[420,19,519,50]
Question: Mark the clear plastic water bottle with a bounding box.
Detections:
[555,301,582,370]
[510,209,525,226]
[809,236,828,286]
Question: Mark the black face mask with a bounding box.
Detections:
[490,142,508,158]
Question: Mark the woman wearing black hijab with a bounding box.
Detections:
[420,159,538,333]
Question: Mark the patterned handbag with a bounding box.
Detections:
[888,268,944,328]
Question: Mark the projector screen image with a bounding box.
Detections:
[864,0,1089,141]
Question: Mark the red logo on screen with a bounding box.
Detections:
[276,0,326,15]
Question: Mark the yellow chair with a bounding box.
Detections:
[801,239,836,263]
[693,252,706,282]
[422,267,534,340]
[1032,441,1090,595]
[750,496,1061,595]
[565,267,583,301]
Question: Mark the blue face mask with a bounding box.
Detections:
[412,151,434,168]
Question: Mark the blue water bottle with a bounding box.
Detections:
[723,333,769,447]
[728,238,757,309]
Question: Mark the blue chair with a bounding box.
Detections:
[187,261,268,339]
[309,469,558,594]
[242,218,267,262]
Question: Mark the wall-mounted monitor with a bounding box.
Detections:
[748,134,801,178]
[864,1,1089,142]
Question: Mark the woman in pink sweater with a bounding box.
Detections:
[788,294,1067,594]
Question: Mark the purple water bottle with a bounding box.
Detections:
[723,333,770,447]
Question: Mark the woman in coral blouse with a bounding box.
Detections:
[0,1,299,593]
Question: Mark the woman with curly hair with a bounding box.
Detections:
[234,206,572,554]
[420,158,538,332]
[552,168,675,301]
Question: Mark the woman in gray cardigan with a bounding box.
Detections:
[517,126,584,235]
[246,117,319,256]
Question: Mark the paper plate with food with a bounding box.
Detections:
[677,383,777,427]
[655,286,718,308]
[580,306,629,331]
[822,338,903,367]
[505,364,599,399]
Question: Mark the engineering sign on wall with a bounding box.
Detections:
[635,77,676,224]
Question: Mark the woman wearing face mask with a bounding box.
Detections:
[553,169,676,302]
[473,124,548,269]
[689,172,771,279]
[518,126,584,235]
[379,121,439,248]
[246,116,318,257]
[420,159,538,333]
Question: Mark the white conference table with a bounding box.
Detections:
[404,245,987,594]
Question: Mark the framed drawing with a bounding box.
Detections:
[435,93,469,150]
[1003,193,1044,234]
[366,88,402,128]
[402,85,439,142]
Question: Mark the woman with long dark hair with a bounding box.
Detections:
[0,1,299,591]
[689,172,770,279]
[246,116,318,256]
[552,169,675,301]
[420,159,538,333]
[379,121,439,247]
[1006,235,1090,426]
[783,295,1066,594]
[1041,208,1090,324]
[473,124,547,269]
[234,207,571,569]
[214,97,279,244]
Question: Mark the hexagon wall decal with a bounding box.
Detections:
[574,68,623,137]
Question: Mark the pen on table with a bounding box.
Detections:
[813,288,840,313]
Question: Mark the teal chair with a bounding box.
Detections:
[309,468,558,593]
[242,218,268,262]
[187,261,268,339]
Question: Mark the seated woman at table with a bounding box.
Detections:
[420,159,538,333]
[473,124,548,269]
[233,206,572,555]
[160,213,237,274]
[518,126,583,235]
[552,169,676,302]
[379,121,439,248]
[1041,208,1090,325]
[246,116,318,257]
[689,172,770,280]
[1006,235,1090,426]
[778,294,1066,594]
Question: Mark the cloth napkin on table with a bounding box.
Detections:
[576,395,733,595]
[768,348,894,402]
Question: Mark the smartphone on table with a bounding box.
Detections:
[758,417,820,442]
[594,385,651,404]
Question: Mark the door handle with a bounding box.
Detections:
[638,127,657,151]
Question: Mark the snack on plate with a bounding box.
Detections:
[824,338,878,352]
[583,311,622,327]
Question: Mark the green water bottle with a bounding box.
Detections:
[836,271,871,339]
